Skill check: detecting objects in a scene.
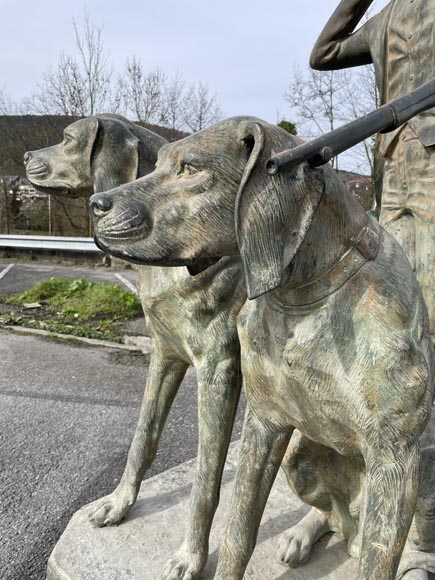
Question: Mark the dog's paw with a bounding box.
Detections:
[161,545,206,580]
[277,509,330,568]
[87,489,135,527]
[277,528,314,568]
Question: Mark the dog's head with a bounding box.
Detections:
[91,116,344,298]
[24,114,167,197]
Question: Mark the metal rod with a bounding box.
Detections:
[266,77,435,175]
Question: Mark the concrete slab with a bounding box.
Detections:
[47,443,357,580]
[46,424,435,580]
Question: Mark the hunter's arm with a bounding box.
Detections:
[310,0,375,70]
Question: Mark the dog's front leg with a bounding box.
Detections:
[162,357,241,580]
[88,351,188,527]
[214,408,292,580]
[358,442,421,580]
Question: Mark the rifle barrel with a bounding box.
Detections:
[266,77,435,175]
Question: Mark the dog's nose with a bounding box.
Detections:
[90,193,113,215]
[23,151,32,165]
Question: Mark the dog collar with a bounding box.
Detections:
[276,219,381,309]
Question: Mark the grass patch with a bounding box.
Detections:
[1,277,142,343]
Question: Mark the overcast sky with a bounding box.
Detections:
[1,0,389,124]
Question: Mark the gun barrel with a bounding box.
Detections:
[266,77,435,175]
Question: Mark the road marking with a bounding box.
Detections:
[0,263,14,282]
[114,273,138,295]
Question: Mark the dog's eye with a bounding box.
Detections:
[64,134,75,146]
[182,163,199,176]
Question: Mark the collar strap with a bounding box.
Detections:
[282,219,381,308]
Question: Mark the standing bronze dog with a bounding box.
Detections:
[91,117,435,580]
[25,114,246,580]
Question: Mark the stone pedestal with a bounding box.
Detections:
[47,443,359,580]
[47,429,435,580]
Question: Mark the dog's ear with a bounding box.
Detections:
[91,117,140,193]
[79,117,99,165]
[235,122,324,299]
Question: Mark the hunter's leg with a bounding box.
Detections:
[414,215,435,338]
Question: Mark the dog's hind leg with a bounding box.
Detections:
[357,441,421,580]
[214,408,292,580]
[162,357,241,580]
[278,431,365,567]
[87,352,188,527]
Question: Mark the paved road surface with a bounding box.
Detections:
[0,260,246,580]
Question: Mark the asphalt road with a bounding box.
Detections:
[0,330,246,580]
[0,262,246,580]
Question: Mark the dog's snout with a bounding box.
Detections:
[23,151,32,165]
[91,193,113,215]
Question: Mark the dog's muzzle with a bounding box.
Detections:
[91,194,151,243]
[24,152,49,180]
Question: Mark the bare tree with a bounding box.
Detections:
[26,13,111,116]
[340,65,379,175]
[161,73,187,138]
[183,82,223,133]
[73,14,111,115]
[119,58,166,125]
[285,67,350,169]
[285,64,379,173]
[0,86,13,114]
[110,75,126,115]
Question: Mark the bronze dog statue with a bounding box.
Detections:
[24,113,166,197]
[90,116,435,580]
[25,114,247,580]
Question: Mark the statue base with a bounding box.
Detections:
[46,441,435,580]
[46,443,359,580]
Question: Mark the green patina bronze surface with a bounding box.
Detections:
[90,116,435,580]
[307,5,435,577]
[310,0,435,337]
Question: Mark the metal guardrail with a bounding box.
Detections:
[0,235,103,253]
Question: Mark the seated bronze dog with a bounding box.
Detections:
[91,117,435,580]
[25,114,247,580]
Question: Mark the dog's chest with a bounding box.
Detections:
[238,298,363,452]
[138,261,245,362]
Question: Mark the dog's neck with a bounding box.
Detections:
[273,180,371,306]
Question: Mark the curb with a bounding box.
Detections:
[1,324,153,353]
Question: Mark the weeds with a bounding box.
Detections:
[2,277,142,342]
